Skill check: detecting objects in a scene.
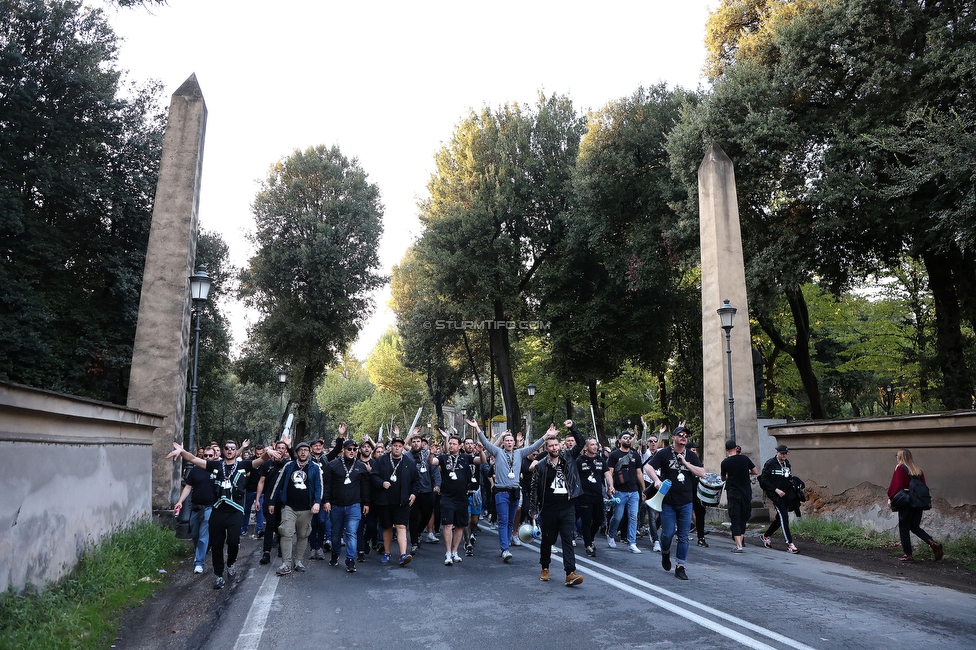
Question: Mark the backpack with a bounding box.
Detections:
[614,450,637,486]
[908,476,932,510]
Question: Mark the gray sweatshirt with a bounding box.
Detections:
[477,430,547,490]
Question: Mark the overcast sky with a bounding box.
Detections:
[96,0,717,358]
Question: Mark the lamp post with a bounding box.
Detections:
[187,265,212,460]
[717,299,737,445]
[527,382,536,443]
[886,384,893,414]
[460,408,467,438]
[278,367,288,419]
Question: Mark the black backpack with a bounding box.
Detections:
[908,476,932,510]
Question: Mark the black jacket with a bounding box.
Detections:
[322,457,371,506]
[528,425,585,517]
[370,453,420,506]
[759,456,795,506]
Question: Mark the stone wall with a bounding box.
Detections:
[767,412,976,540]
[0,382,162,593]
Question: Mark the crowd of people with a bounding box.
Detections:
[168,421,943,591]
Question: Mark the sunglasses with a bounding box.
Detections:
[649,439,658,443]
[224,446,237,451]
[203,454,215,459]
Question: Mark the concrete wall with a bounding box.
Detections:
[766,411,976,539]
[0,382,162,593]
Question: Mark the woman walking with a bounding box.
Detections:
[887,449,943,562]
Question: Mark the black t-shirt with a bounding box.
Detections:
[575,454,607,498]
[437,453,474,498]
[205,459,257,511]
[608,448,642,492]
[647,447,703,506]
[260,460,285,497]
[720,453,756,500]
[285,461,313,511]
[183,465,217,507]
[244,464,262,492]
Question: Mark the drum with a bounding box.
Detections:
[696,472,725,505]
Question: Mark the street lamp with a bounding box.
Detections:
[527,382,537,443]
[278,367,288,417]
[717,299,737,445]
[187,265,212,460]
[460,408,467,437]
[886,384,893,414]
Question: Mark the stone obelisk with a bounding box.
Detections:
[698,143,758,474]
[127,75,207,510]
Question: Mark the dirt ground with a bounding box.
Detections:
[113,529,975,649]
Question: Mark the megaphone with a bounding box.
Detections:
[644,479,672,512]
[517,521,542,544]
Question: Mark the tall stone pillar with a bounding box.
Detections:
[127,75,207,510]
[698,143,758,474]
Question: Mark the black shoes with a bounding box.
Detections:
[697,537,709,548]
[662,552,672,572]
[345,558,356,573]
[329,553,339,567]
[675,565,688,580]
[260,552,271,565]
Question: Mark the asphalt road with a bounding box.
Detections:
[195,525,976,650]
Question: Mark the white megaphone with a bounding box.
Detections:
[517,521,542,544]
[645,479,672,512]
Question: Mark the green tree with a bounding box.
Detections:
[239,145,385,442]
[0,0,165,403]
[671,0,976,413]
[315,353,374,428]
[415,93,586,433]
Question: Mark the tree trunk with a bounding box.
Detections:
[784,285,826,418]
[922,248,974,408]
[461,330,486,423]
[490,300,521,435]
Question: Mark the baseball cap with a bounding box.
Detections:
[776,444,789,453]
[343,439,358,448]
[296,442,310,450]
[725,439,737,450]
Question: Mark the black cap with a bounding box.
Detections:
[390,437,405,445]
[296,442,310,450]
[673,426,691,437]
[725,439,737,450]
[776,444,789,453]
[312,438,325,445]
[342,439,358,448]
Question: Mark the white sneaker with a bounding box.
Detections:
[606,535,617,549]
[444,553,453,566]
[426,533,439,543]
[452,552,462,563]
[501,549,513,562]
[628,543,642,554]
[193,565,203,574]
[511,536,522,547]
[653,540,661,552]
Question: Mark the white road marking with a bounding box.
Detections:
[233,567,279,650]
[503,526,817,650]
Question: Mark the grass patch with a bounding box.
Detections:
[944,535,976,572]
[0,520,188,650]
[789,518,897,550]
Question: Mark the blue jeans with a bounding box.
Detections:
[330,505,362,560]
[660,501,692,565]
[241,492,265,535]
[494,489,519,551]
[310,507,330,550]
[189,506,212,568]
[607,490,639,544]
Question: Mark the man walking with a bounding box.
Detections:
[370,436,419,566]
[721,439,758,553]
[323,439,370,572]
[605,431,646,554]
[255,440,290,565]
[759,444,800,553]
[470,419,555,562]
[404,428,439,554]
[574,429,610,557]
[269,442,323,576]
[529,423,585,587]
[173,448,218,574]
[646,425,705,580]
[434,435,483,565]
[167,441,277,588]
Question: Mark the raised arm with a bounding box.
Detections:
[166,442,207,468]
